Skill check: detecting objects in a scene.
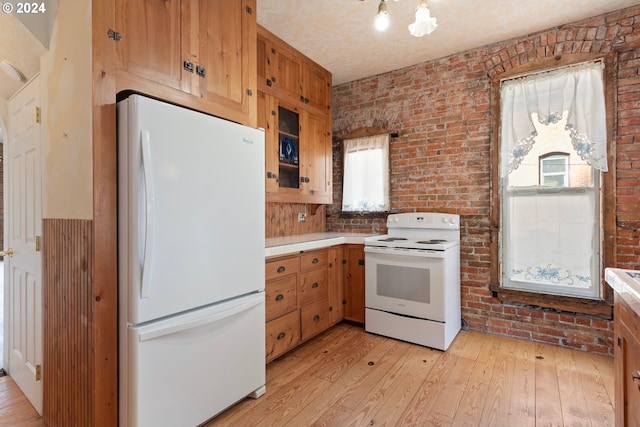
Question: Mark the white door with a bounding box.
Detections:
[6,75,43,414]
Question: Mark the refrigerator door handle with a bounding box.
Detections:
[140,129,155,299]
[138,295,263,342]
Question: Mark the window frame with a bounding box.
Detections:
[339,127,392,216]
[489,53,617,318]
[539,152,570,187]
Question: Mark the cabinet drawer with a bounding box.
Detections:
[266,310,300,363]
[299,268,328,305]
[265,275,297,322]
[300,250,328,271]
[265,256,299,281]
[301,298,329,341]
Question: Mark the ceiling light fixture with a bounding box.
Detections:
[0,60,25,82]
[408,0,437,37]
[374,0,390,31]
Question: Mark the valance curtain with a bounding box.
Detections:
[500,62,607,178]
[342,133,390,212]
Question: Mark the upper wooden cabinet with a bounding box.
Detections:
[258,94,332,204]
[114,0,257,127]
[257,25,333,204]
[257,26,331,117]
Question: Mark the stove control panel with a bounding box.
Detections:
[386,212,459,230]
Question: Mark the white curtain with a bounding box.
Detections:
[500,62,607,178]
[342,134,390,212]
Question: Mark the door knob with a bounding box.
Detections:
[0,248,13,257]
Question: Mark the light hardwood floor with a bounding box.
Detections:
[207,323,614,427]
[0,323,614,427]
[0,375,46,427]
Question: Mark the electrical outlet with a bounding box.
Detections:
[298,212,306,222]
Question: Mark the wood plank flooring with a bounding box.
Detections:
[0,323,614,427]
[0,376,46,427]
[206,323,614,427]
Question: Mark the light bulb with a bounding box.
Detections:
[375,1,390,31]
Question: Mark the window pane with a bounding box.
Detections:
[507,113,592,189]
[542,158,566,174]
[342,134,390,212]
[542,175,565,187]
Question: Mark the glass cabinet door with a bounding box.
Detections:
[278,106,300,189]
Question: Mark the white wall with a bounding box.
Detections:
[39,0,92,219]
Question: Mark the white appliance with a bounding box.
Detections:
[118,95,266,427]
[364,212,461,351]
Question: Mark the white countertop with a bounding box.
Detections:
[605,267,640,314]
[265,232,377,258]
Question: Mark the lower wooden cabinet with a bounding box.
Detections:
[344,244,365,323]
[614,293,640,427]
[266,310,300,362]
[265,244,365,363]
[301,298,330,340]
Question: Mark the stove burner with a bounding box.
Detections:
[415,239,449,244]
[378,237,408,242]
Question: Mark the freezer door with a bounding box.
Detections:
[118,95,265,324]
[120,292,266,427]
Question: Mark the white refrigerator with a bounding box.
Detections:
[117,95,266,427]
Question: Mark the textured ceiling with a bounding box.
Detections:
[258,0,640,85]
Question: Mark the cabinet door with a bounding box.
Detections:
[300,111,332,203]
[115,0,186,92]
[328,246,344,325]
[268,41,303,103]
[302,61,332,113]
[258,92,280,193]
[344,245,365,323]
[194,0,256,118]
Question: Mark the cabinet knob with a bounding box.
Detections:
[311,282,319,288]
[313,315,320,322]
[275,294,284,301]
[277,332,286,340]
[277,266,286,273]
[312,258,319,264]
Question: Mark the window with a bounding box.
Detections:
[342,133,390,212]
[499,62,607,300]
[539,153,569,187]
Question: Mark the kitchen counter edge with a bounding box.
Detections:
[605,267,640,316]
[265,233,377,258]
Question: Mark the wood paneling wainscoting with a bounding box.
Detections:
[43,219,94,427]
[266,202,326,238]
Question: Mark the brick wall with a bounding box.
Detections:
[328,6,640,355]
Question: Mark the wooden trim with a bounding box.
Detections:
[489,285,613,319]
[340,127,388,140]
[491,53,608,83]
[92,0,118,426]
[489,53,617,313]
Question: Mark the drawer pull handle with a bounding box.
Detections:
[312,258,319,264]
[633,371,640,382]
[313,315,320,321]
[312,282,319,289]
[275,294,284,301]
[277,332,286,340]
[277,266,286,273]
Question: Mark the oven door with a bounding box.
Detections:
[364,246,445,322]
